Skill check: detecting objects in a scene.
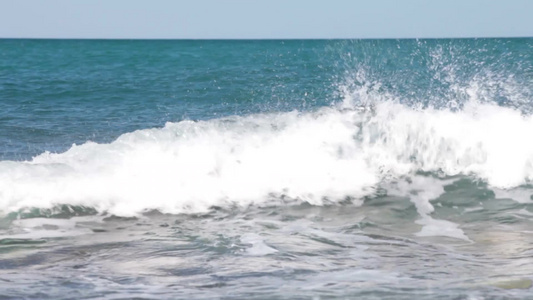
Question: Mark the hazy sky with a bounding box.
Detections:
[0,0,532,39]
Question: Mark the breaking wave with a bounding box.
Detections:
[1,91,532,216]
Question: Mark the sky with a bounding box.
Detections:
[0,0,532,39]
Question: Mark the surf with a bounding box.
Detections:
[1,95,532,217]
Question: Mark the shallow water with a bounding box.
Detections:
[2,193,533,299]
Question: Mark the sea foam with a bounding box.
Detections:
[1,97,533,216]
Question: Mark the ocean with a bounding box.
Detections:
[0,38,532,299]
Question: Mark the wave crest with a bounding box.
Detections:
[1,95,532,216]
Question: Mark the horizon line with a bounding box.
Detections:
[1,36,532,41]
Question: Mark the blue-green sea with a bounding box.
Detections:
[1,39,533,299]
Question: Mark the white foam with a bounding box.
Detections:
[0,217,99,239]
[0,109,378,216]
[240,233,278,256]
[492,188,532,204]
[415,216,471,242]
[386,175,470,241]
[1,98,533,216]
[386,176,451,215]
[358,100,533,189]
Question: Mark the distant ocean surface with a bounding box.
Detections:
[0,39,532,299]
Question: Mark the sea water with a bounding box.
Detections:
[0,39,532,299]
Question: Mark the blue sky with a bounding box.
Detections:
[0,0,531,39]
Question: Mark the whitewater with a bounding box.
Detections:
[2,97,533,215]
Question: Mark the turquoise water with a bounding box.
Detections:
[1,39,533,299]
[0,40,339,160]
